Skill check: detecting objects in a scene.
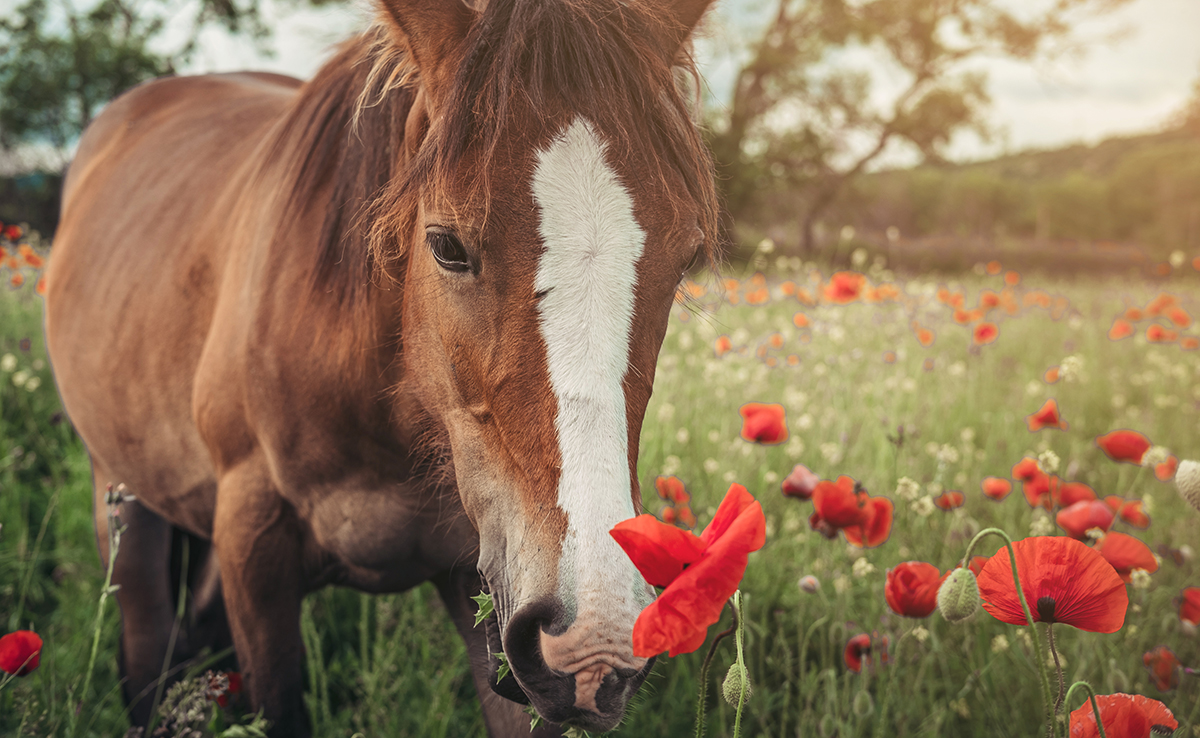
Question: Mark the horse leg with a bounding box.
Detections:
[434,566,563,738]
[90,467,176,728]
[177,533,236,673]
[212,460,310,738]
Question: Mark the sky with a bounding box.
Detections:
[177,0,1200,163]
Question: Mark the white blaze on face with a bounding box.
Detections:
[531,117,652,698]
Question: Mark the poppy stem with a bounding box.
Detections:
[694,601,737,738]
[732,591,747,738]
[1046,625,1064,715]
[1063,682,1107,738]
[961,527,1057,738]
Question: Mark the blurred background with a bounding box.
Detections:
[1,0,1198,273]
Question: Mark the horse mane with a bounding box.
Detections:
[271,0,720,305]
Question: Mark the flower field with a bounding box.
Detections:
[2,234,1200,736]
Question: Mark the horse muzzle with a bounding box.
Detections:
[491,596,654,731]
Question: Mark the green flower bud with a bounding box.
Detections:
[938,568,980,622]
[852,688,875,717]
[721,663,752,705]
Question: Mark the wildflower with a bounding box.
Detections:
[740,403,788,444]
[660,506,677,524]
[935,491,964,510]
[973,322,999,345]
[1044,366,1060,383]
[1178,587,1200,627]
[818,442,843,464]
[843,633,887,673]
[1154,455,1177,481]
[895,477,921,501]
[1095,533,1159,583]
[703,458,720,474]
[911,625,930,643]
[1012,457,1041,482]
[655,476,689,505]
[1029,514,1055,537]
[991,634,1009,653]
[0,630,42,676]
[1146,324,1178,343]
[824,271,866,303]
[885,562,946,618]
[610,484,766,657]
[1068,693,1177,738]
[852,557,876,578]
[937,568,980,622]
[1095,430,1152,465]
[1129,568,1153,590]
[0,353,15,372]
[976,536,1128,633]
[1176,460,1200,512]
[799,575,821,594]
[1108,319,1134,340]
[1143,646,1181,692]
[1056,500,1115,540]
[715,335,732,356]
[2,224,20,241]
[1056,482,1096,507]
[1117,499,1150,528]
[1022,470,1055,510]
[1168,307,1192,329]
[910,495,936,517]
[781,464,819,500]
[1037,449,1061,474]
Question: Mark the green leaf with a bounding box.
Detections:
[471,591,494,627]
[495,651,511,683]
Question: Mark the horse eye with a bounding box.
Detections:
[427,230,472,273]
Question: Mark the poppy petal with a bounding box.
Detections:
[610,514,706,588]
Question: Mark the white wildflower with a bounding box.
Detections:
[1129,568,1153,590]
[960,428,976,444]
[1142,446,1170,468]
[662,455,682,476]
[911,496,936,517]
[895,477,921,501]
[708,430,721,444]
[833,575,850,594]
[796,413,814,430]
[852,557,876,578]
[23,376,40,392]
[947,361,966,377]
[723,470,738,484]
[819,442,843,465]
[675,428,690,444]
[1059,355,1084,382]
[1111,394,1127,409]
[0,353,16,372]
[991,634,1010,653]
[1037,449,1060,474]
[1025,380,1042,396]
[1029,513,1054,537]
[764,471,779,484]
[901,377,916,393]
[677,330,693,350]
[1169,250,1186,268]
[11,370,29,388]
[703,458,720,474]
[851,247,869,267]
[786,437,806,458]
[937,444,960,465]
[912,626,930,644]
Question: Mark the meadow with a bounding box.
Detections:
[1,238,1199,737]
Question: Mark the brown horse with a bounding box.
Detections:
[44,0,720,734]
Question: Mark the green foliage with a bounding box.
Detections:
[470,590,494,627]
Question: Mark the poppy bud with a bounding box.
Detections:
[1175,460,1200,513]
[937,568,980,622]
[852,688,875,717]
[721,663,752,705]
[799,575,821,594]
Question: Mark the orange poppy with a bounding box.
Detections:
[1124,307,1144,322]
[1144,293,1177,316]
[779,280,796,296]
[676,505,696,528]
[714,335,732,356]
[793,312,809,328]
[660,505,677,524]
[1168,307,1192,328]
[953,308,973,325]
[0,630,42,676]
[768,333,784,348]
[809,476,893,548]
[745,287,770,305]
[981,477,1012,501]
[976,536,1127,633]
[985,260,1002,275]
[1103,495,1123,512]
[843,633,887,673]
[1043,366,1060,383]
[35,276,46,296]
[882,351,896,363]
[17,244,42,269]
[915,326,935,347]
[1095,430,1152,464]
[1182,336,1199,350]
[885,562,947,618]
[1107,319,1134,340]
[740,403,787,444]
[935,490,964,510]
[1056,500,1115,540]
[841,496,893,549]
[1004,270,1020,286]
[979,290,1001,310]
[1146,324,1177,343]
[781,464,819,501]
[1180,587,1200,627]
[1068,693,1176,738]
[1022,470,1056,510]
[1026,399,1067,431]
[1155,455,1177,481]
[1095,532,1158,583]
[922,357,934,371]
[1011,457,1042,482]
[973,322,999,345]
[1056,482,1096,507]
[655,476,690,505]
[823,271,866,303]
[610,484,766,657]
[1118,499,1150,529]
[1142,646,1181,692]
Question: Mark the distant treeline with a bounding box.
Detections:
[748,127,1200,268]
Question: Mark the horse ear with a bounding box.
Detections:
[663,0,717,54]
[378,0,474,105]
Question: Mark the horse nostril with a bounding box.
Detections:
[502,599,562,678]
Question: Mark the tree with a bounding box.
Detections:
[0,0,278,151]
[703,0,1134,253]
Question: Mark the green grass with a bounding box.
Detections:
[2,258,1199,737]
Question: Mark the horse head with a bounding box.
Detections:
[372,0,719,729]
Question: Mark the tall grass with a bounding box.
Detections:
[2,260,1198,736]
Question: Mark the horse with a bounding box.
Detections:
[44,0,720,734]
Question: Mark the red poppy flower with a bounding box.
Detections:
[1146,293,1177,316]
[610,484,766,657]
[1026,399,1067,431]
[2,224,21,242]
[968,556,989,576]
[660,506,677,524]
[1095,430,1152,465]
[1146,324,1177,343]
[981,477,1012,501]
[215,671,244,707]
[677,505,697,529]
[740,403,787,444]
[655,476,690,505]
[976,536,1128,633]
[843,633,887,673]
[793,312,809,328]
[1095,532,1158,583]
[781,464,819,500]
[1108,319,1134,340]
[1069,693,1177,738]
[1051,482,1094,508]
[935,490,964,510]
[1168,307,1192,329]
[824,271,865,303]
[973,322,999,345]
[1056,500,1115,540]
[810,476,867,531]
[1180,587,1200,627]
[1117,499,1150,529]
[841,496,894,549]
[1044,366,1060,383]
[1012,457,1042,482]
[1142,646,1180,692]
[885,562,947,618]
[1022,471,1056,510]
[0,630,42,676]
[1154,455,1177,481]
[715,335,732,356]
